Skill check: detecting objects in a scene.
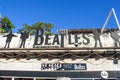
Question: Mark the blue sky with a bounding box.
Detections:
[0,0,120,33]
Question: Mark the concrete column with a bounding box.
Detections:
[56,77,71,80]
[12,77,14,80]
[33,77,36,80]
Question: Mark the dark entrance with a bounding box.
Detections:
[94,79,116,80]
[14,78,33,80]
[0,78,12,80]
[36,79,56,80]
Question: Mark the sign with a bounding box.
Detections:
[41,63,87,71]
[0,29,120,48]
[101,71,108,79]
[31,29,120,48]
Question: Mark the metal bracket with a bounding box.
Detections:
[101,8,120,33]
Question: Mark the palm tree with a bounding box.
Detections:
[0,16,15,33]
[19,22,54,35]
[44,23,54,35]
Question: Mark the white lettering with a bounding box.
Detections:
[74,64,86,70]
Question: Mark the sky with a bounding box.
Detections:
[0,0,120,33]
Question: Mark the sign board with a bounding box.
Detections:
[41,63,87,71]
[0,29,120,48]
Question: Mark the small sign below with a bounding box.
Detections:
[41,63,87,71]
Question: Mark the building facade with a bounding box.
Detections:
[0,29,120,80]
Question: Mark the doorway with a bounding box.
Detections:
[36,79,56,80]
[94,79,117,80]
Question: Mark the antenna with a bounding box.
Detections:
[101,8,120,33]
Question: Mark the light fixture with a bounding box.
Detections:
[113,59,118,64]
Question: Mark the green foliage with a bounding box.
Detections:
[0,28,6,33]
[0,16,15,33]
[0,16,54,34]
[32,22,46,30]
[44,23,54,35]
[19,24,35,35]
[19,22,54,35]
